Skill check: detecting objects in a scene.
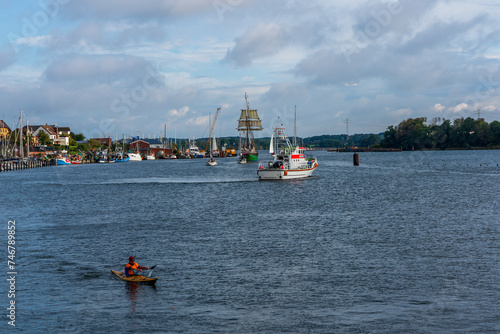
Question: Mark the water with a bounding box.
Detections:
[1,150,500,333]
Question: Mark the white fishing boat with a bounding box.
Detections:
[257,118,318,180]
[145,153,155,160]
[128,152,142,161]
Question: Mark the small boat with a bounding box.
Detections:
[128,152,142,161]
[110,269,158,284]
[206,157,217,166]
[238,156,247,164]
[269,133,274,156]
[115,153,130,162]
[56,157,71,165]
[206,107,220,167]
[257,118,318,180]
[97,153,107,163]
[145,153,155,160]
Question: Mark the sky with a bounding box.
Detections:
[1,0,500,139]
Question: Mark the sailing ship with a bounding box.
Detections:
[237,93,263,161]
[257,117,318,180]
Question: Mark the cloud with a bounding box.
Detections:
[168,106,190,117]
[0,50,17,72]
[43,54,157,87]
[223,23,290,67]
[433,103,445,112]
[65,0,218,20]
[452,103,469,113]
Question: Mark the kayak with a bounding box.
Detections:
[110,269,158,284]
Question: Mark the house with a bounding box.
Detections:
[50,125,71,146]
[28,124,71,146]
[129,139,172,157]
[0,120,11,139]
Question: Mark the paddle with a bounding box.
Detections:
[146,265,157,278]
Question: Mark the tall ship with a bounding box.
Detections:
[237,93,263,161]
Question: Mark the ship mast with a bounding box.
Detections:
[19,110,23,159]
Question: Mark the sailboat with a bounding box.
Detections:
[237,93,263,161]
[269,133,274,156]
[237,132,247,164]
[206,107,221,166]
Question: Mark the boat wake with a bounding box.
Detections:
[101,177,258,185]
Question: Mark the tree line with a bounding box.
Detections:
[380,117,500,150]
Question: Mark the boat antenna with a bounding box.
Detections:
[293,105,297,147]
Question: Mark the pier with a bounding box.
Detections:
[0,159,55,172]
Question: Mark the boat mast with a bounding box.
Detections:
[26,119,30,158]
[19,110,23,159]
[244,92,250,151]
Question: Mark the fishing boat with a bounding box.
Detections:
[97,152,107,163]
[257,118,318,180]
[237,93,263,161]
[145,152,155,160]
[56,156,71,165]
[115,153,130,162]
[110,269,157,284]
[128,152,142,161]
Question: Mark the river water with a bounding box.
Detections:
[1,150,499,333]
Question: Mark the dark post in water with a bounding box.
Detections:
[353,153,359,166]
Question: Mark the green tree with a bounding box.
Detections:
[37,131,50,145]
[381,125,397,148]
[489,121,500,145]
[70,132,86,141]
[360,134,381,147]
[395,117,428,150]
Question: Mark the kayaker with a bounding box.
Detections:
[124,256,149,276]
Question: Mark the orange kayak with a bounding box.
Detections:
[110,269,158,284]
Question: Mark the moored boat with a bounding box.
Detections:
[128,152,142,161]
[257,120,318,180]
[56,156,71,165]
[115,153,130,162]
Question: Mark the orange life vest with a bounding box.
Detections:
[125,262,139,276]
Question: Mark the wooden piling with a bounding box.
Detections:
[353,153,359,166]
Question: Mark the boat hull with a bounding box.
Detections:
[257,164,318,180]
[241,152,258,161]
[56,158,71,165]
[110,269,157,284]
[128,153,142,161]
